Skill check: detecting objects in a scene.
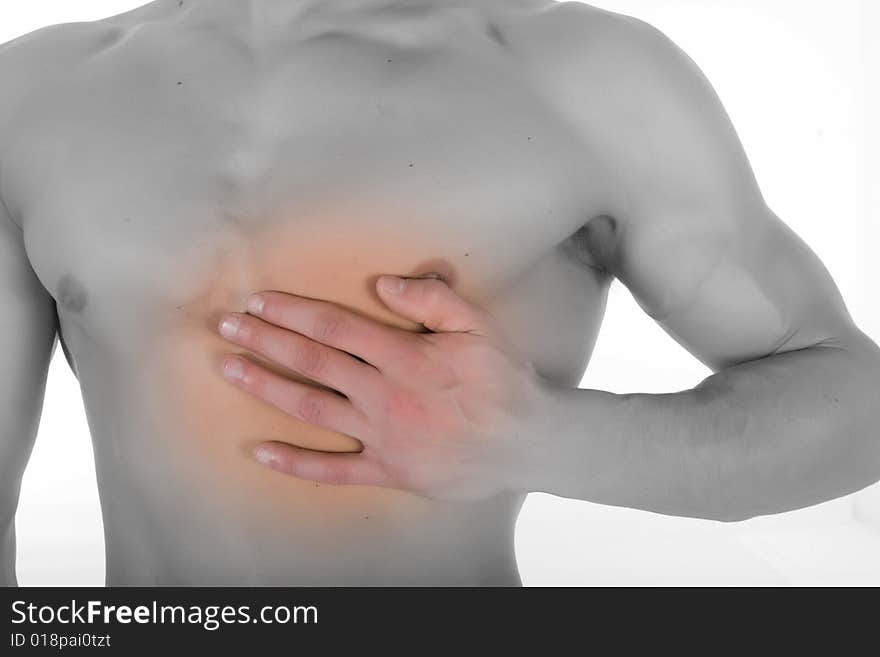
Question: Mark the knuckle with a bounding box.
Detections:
[311,311,346,343]
[297,392,325,423]
[293,341,329,377]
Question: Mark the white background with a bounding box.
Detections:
[2,1,878,586]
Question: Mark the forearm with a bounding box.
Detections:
[519,331,880,521]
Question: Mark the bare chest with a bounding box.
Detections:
[3,18,608,380]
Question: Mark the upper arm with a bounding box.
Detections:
[0,197,57,519]
[0,40,59,525]
[563,12,855,371]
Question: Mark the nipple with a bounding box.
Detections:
[407,258,456,287]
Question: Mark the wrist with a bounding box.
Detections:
[507,379,635,500]
[500,373,577,495]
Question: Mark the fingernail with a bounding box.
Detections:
[224,357,245,381]
[219,314,241,338]
[247,294,266,315]
[255,447,276,467]
[379,275,406,294]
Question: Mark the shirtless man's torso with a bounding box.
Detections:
[2,0,835,585]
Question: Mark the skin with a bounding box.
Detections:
[1,0,878,585]
[218,276,546,501]
[221,270,880,521]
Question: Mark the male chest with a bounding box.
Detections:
[5,27,599,336]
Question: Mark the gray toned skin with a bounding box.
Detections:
[1,0,879,586]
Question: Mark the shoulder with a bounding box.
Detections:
[0,0,180,107]
[0,2,186,122]
[518,2,713,130]
[0,20,108,71]
[515,2,682,71]
[0,21,124,228]
[0,21,112,120]
[526,4,754,211]
[514,3,718,207]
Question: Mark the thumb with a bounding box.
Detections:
[376,274,494,335]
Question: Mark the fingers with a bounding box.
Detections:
[376,275,495,335]
[223,356,369,441]
[219,312,379,400]
[254,441,391,488]
[244,292,416,370]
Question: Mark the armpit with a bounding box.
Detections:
[559,215,620,276]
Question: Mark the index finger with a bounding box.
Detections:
[245,291,415,370]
